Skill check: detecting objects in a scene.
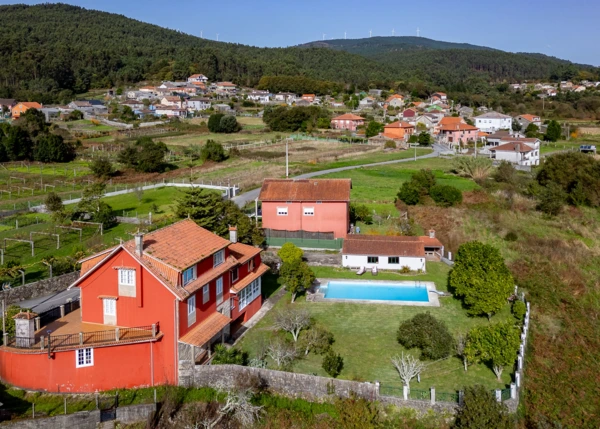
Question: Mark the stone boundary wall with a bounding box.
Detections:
[0,403,156,428]
[0,272,79,306]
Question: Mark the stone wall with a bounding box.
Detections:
[0,272,79,306]
[0,403,156,428]
[182,364,379,402]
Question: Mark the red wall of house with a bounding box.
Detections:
[231,294,262,323]
[78,248,178,385]
[261,201,348,239]
[0,341,162,393]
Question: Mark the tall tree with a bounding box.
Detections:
[464,322,520,380]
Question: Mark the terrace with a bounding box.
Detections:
[2,308,161,353]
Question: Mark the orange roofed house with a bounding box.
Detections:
[383,120,415,141]
[260,179,352,241]
[11,102,42,119]
[331,113,365,131]
[0,220,269,392]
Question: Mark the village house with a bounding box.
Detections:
[139,86,157,93]
[274,92,296,104]
[11,102,42,119]
[215,82,237,95]
[474,111,512,133]
[415,113,443,131]
[0,220,269,393]
[489,138,540,166]
[385,94,404,108]
[457,106,474,118]
[432,92,447,101]
[67,101,95,113]
[120,100,145,112]
[187,97,211,111]
[330,113,365,131]
[515,114,542,129]
[247,91,272,104]
[188,74,209,84]
[437,122,479,147]
[259,178,351,240]
[0,99,17,116]
[359,96,376,108]
[342,231,444,272]
[161,96,184,108]
[383,121,415,141]
[154,105,187,118]
[301,94,316,103]
[401,108,417,119]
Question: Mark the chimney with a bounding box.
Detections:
[229,226,238,243]
[134,232,144,257]
[429,229,435,239]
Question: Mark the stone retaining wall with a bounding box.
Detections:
[0,272,79,306]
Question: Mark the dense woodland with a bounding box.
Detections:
[1,4,599,106]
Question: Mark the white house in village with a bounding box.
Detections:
[341,234,443,272]
[247,91,272,104]
[489,137,540,166]
[188,74,209,84]
[475,111,513,133]
[187,97,211,111]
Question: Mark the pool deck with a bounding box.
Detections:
[308,278,441,307]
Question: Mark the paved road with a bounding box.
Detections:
[232,145,444,208]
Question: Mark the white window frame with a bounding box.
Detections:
[239,277,262,311]
[76,348,94,368]
[202,284,209,304]
[216,277,223,305]
[231,267,239,283]
[118,269,135,286]
[248,259,255,272]
[277,207,288,216]
[213,250,224,267]
[103,298,116,316]
[303,207,314,216]
[183,266,196,286]
[188,294,196,315]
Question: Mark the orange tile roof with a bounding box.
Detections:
[439,117,465,126]
[332,113,364,121]
[179,312,231,346]
[80,247,116,275]
[418,236,443,248]
[490,142,534,153]
[433,92,447,96]
[132,219,230,270]
[386,94,404,102]
[183,256,238,295]
[519,114,539,121]
[228,242,261,264]
[13,311,37,320]
[342,235,425,257]
[231,263,270,293]
[259,179,351,202]
[439,123,478,131]
[19,102,42,109]
[478,131,489,137]
[385,121,414,129]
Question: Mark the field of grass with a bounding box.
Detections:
[162,131,289,147]
[238,262,515,392]
[237,116,267,130]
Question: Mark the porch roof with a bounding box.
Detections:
[179,312,231,347]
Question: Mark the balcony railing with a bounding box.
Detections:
[3,324,159,351]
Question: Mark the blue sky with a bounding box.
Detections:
[3,0,599,65]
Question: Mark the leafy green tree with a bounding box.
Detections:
[512,300,526,323]
[365,121,384,138]
[279,259,315,303]
[397,312,455,360]
[44,192,63,213]
[175,188,225,232]
[334,394,382,429]
[90,157,115,179]
[219,115,240,133]
[511,121,522,132]
[411,169,437,194]
[464,322,520,380]
[396,181,421,205]
[277,242,303,264]
[301,325,334,356]
[524,123,539,138]
[545,120,561,142]
[1,305,32,339]
[430,184,463,207]
[208,113,224,132]
[349,203,373,224]
[201,140,227,162]
[448,241,513,319]
[67,109,84,121]
[120,105,137,122]
[211,344,248,365]
[33,134,76,162]
[1,125,33,161]
[117,137,167,172]
[493,161,516,184]
[72,183,116,228]
[453,385,512,429]
[322,349,344,378]
[417,131,432,145]
[16,108,48,138]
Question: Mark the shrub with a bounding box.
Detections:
[45,192,63,213]
[399,265,411,274]
[277,242,303,264]
[322,349,344,378]
[211,344,248,365]
[219,115,240,133]
[384,140,396,149]
[201,140,227,162]
[493,161,516,184]
[397,312,455,360]
[504,231,518,242]
[430,184,463,207]
[396,181,421,205]
[89,157,115,179]
[512,300,526,322]
[453,385,512,429]
[207,113,224,132]
[350,203,373,224]
[536,182,566,216]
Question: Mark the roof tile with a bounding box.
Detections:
[259,179,351,202]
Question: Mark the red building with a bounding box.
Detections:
[259,179,351,240]
[0,220,269,392]
[330,113,365,131]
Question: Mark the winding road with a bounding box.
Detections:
[232,144,447,207]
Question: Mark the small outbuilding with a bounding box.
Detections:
[342,235,426,271]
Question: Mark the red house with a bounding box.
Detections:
[0,220,269,392]
[330,113,365,131]
[259,179,351,240]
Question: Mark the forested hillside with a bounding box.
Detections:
[303,37,598,86]
[0,4,392,102]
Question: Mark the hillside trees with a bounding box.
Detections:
[263,106,331,132]
[117,137,168,172]
[397,313,455,360]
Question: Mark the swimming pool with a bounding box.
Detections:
[322,280,430,303]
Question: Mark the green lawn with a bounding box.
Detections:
[95,186,189,218]
[238,262,515,393]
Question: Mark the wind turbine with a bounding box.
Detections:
[392,29,395,36]
[216,33,219,41]
[200,30,203,38]
[417,27,420,37]
[322,33,326,41]
[369,29,372,38]
[344,31,347,40]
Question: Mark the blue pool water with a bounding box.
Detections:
[323,281,429,302]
